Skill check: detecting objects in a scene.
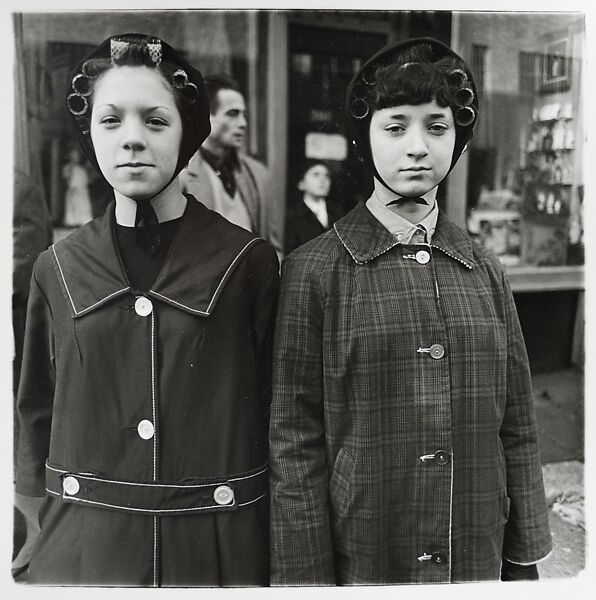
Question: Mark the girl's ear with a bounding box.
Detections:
[297,179,305,192]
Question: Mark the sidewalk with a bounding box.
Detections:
[533,368,585,579]
[540,461,585,578]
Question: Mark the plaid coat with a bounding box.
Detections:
[270,202,552,585]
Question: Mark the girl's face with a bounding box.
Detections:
[298,164,331,199]
[368,99,456,198]
[90,66,183,201]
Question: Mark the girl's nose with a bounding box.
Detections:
[122,121,146,151]
[406,128,429,158]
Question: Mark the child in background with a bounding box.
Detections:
[284,160,343,255]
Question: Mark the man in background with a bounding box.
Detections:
[181,74,282,259]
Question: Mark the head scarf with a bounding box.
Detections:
[65,33,211,251]
[345,37,479,199]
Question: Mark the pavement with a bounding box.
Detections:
[532,368,585,580]
[540,460,585,578]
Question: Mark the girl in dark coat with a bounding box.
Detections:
[270,37,551,585]
[15,33,278,587]
[284,161,343,255]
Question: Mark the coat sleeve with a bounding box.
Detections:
[15,258,56,497]
[499,270,552,564]
[269,252,335,585]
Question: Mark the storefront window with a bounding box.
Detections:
[457,13,584,270]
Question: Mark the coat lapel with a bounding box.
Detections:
[334,201,475,269]
[431,211,475,269]
[51,198,262,319]
[333,202,401,264]
[149,198,262,316]
[51,204,130,318]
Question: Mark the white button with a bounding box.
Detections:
[213,485,234,505]
[137,419,155,440]
[430,344,445,359]
[63,476,80,496]
[415,250,431,264]
[134,297,153,317]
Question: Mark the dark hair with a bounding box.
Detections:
[346,38,478,182]
[76,47,197,117]
[203,74,242,114]
[297,159,330,184]
[371,58,464,113]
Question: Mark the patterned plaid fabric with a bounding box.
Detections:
[269,202,552,585]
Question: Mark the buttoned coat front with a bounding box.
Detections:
[16,198,279,586]
[270,202,552,585]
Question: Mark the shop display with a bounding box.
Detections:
[520,100,577,266]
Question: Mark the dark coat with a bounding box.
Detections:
[270,202,552,585]
[284,198,344,256]
[16,198,279,586]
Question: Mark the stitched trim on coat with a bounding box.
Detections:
[430,244,474,269]
[333,224,401,265]
[502,550,554,566]
[149,237,263,316]
[334,226,474,269]
[52,246,130,316]
[58,495,239,513]
[151,311,158,587]
[237,492,267,507]
[46,462,269,488]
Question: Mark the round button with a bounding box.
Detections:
[137,419,155,440]
[434,450,450,465]
[432,552,447,564]
[134,297,153,317]
[63,476,80,496]
[430,344,445,359]
[415,250,431,264]
[213,485,234,506]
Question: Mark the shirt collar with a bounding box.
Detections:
[114,193,188,227]
[366,192,439,243]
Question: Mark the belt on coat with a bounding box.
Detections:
[45,461,269,516]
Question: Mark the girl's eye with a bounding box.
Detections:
[100,116,120,126]
[429,124,448,134]
[386,124,405,134]
[147,117,167,127]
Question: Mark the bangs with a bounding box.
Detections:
[372,63,453,111]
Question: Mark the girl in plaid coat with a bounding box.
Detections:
[270,38,552,585]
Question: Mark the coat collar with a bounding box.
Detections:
[51,197,262,318]
[333,201,475,269]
